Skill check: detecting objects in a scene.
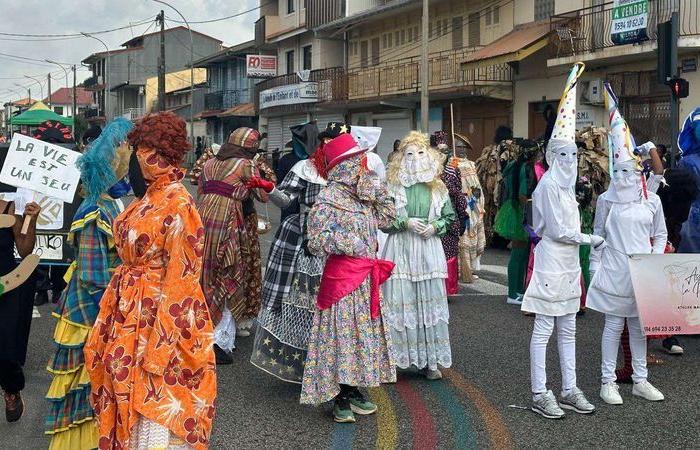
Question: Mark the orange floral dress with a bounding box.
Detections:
[84,149,217,450]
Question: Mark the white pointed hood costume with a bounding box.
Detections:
[586,83,667,318]
[522,62,595,316]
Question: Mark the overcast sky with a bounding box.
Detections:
[0,0,257,104]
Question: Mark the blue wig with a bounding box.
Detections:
[76,117,133,202]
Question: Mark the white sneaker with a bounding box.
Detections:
[531,390,565,419]
[632,380,665,401]
[600,382,623,405]
[236,328,251,337]
[506,296,523,305]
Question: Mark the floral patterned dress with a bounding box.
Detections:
[301,156,397,405]
[84,150,216,450]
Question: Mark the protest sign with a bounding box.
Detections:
[0,134,81,203]
[13,233,65,261]
[629,254,700,335]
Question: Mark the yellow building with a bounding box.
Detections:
[145,68,208,114]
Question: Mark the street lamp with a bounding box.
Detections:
[46,60,69,90]
[14,83,31,104]
[81,32,110,120]
[24,75,44,101]
[151,0,195,147]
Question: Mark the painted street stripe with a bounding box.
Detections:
[395,378,438,450]
[368,387,398,450]
[428,381,477,449]
[330,420,356,450]
[443,370,514,450]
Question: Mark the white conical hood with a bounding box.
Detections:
[545,62,585,189]
[604,82,645,202]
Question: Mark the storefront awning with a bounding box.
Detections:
[461,21,552,71]
[219,103,255,118]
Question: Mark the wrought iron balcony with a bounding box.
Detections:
[204,89,251,111]
[347,47,511,100]
[550,0,700,59]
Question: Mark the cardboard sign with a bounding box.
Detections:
[629,254,700,335]
[0,134,81,203]
[14,233,65,261]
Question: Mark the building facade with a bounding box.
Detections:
[194,40,258,145]
[82,26,222,124]
[44,87,96,118]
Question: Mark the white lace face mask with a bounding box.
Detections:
[399,144,438,187]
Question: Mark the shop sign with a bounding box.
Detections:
[611,0,649,45]
[259,83,318,109]
[246,55,277,78]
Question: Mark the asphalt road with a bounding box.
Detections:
[1,187,699,449]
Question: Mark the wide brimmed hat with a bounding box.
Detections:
[318,121,351,140]
[324,133,365,172]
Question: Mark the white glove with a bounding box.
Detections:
[407,218,425,234]
[636,141,655,157]
[589,235,605,249]
[419,224,437,239]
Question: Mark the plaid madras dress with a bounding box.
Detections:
[251,166,324,383]
[45,197,122,450]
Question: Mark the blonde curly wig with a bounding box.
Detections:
[387,131,446,193]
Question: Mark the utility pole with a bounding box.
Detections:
[47,73,52,107]
[420,0,429,133]
[157,10,166,112]
[72,65,77,126]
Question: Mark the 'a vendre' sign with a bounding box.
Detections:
[611,0,649,45]
[259,82,318,109]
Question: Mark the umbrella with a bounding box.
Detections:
[10,101,73,126]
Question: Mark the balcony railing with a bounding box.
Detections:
[83,75,104,91]
[120,108,144,121]
[347,47,512,100]
[550,0,700,59]
[254,67,347,112]
[204,89,251,110]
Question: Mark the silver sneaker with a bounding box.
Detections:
[421,368,443,380]
[532,390,565,419]
[559,387,595,414]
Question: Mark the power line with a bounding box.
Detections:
[165,2,270,25]
[0,17,154,38]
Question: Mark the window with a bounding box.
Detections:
[360,40,368,68]
[414,26,419,40]
[400,29,405,45]
[485,7,492,26]
[53,106,64,115]
[383,34,388,49]
[452,17,463,49]
[395,31,400,46]
[371,38,380,66]
[287,0,295,14]
[534,0,554,21]
[388,32,393,47]
[493,6,500,24]
[286,50,295,74]
[429,21,433,38]
[303,45,312,70]
[468,12,480,47]
[442,19,449,36]
[435,20,441,37]
[408,27,413,42]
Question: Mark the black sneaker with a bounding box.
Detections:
[213,344,233,365]
[662,337,684,355]
[34,291,48,306]
[4,392,24,422]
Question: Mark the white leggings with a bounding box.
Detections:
[601,315,647,384]
[530,313,577,394]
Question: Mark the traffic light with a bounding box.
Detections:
[668,77,689,99]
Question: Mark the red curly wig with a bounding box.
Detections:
[128,111,191,166]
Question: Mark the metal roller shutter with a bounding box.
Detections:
[266,117,284,155]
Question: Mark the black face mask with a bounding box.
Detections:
[128,151,148,198]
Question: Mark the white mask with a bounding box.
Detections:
[546,139,578,189]
[399,144,438,187]
[607,161,642,203]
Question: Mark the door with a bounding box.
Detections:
[468,13,480,47]
[373,116,412,162]
[452,17,463,49]
[360,41,369,68]
[371,38,380,66]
